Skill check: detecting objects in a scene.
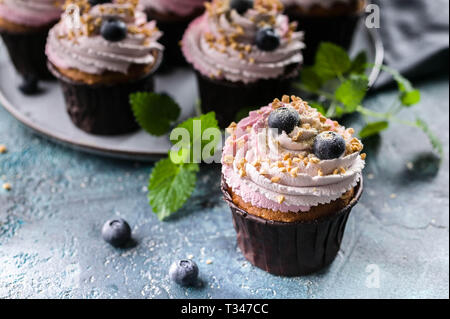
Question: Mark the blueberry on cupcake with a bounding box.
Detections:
[221,95,366,276]
[182,0,305,128]
[46,0,164,135]
[282,0,367,64]
[140,0,210,68]
[0,0,63,88]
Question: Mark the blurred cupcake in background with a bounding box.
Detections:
[46,0,164,135]
[282,0,366,65]
[182,0,304,128]
[140,0,208,68]
[0,0,63,92]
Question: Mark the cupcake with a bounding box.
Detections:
[0,0,63,86]
[140,0,208,68]
[221,95,365,276]
[282,0,366,65]
[46,0,164,135]
[182,0,304,128]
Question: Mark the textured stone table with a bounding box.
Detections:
[0,75,448,299]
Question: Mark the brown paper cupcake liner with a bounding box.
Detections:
[221,175,363,276]
[286,12,363,65]
[146,10,203,70]
[196,68,299,128]
[0,26,55,80]
[48,63,155,136]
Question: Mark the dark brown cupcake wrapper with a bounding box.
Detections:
[146,10,202,70]
[48,62,155,136]
[221,175,363,276]
[195,68,299,128]
[287,11,363,65]
[0,25,55,80]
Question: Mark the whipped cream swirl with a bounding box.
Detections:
[46,1,163,75]
[182,0,304,84]
[140,0,207,17]
[222,96,365,213]
[0,0,63,27]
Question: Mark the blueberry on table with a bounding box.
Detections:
[102,218,131,247]
[101,19,127,42]
[230,0,253,14]
[88,0,112,5]
[268,107,301,134]
[256,28,280,51]
[169,259,199,286]
[19,75,39,95]
[313,131,346,160]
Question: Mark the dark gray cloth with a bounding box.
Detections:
[372,0,449,89]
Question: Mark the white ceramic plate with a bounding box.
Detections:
[0,23,383,161]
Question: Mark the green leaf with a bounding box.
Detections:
[380,65,421,107]
[335,75,369,112]
[359,121,389,138]
[416,118,443,157]
[348,51,368,75]
[401,89,421,106]
[308,101,326,116]
[314,42,351,81]
[300,66,323,92]
[130,92,181,136]
[148,158,199,220]
[172,111,219,152]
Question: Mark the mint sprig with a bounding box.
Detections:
[130,92,181,136]
[148,112,219,220]
[297,42,443,157]
[148,159,199,221]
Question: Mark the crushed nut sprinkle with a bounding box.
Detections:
[276,195,285,204]
[271,176,281,183]
[223,155,234,165]
[0,144,7,154]
[2,183,11,191]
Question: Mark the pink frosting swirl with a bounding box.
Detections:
[182,0,304,84]
[140,0,208,17]
[46,1,163,75]
[0,0,62,27]
[221,97,365,213]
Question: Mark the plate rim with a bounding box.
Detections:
[0,26,384,162]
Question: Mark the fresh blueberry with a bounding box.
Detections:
[313,131,346,160]
[100,19,127,42]
[102,218,131,247]
[88,0,111,5]
[230,0,253,14]
[268,107,301,134]
[19,75,39,95]
[169,259,199,286]
[256,27,280,51]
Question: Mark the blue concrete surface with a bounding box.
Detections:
[0,76,448,299]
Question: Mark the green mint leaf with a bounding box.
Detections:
[335,74,369,112]
[314,42,351,81]
[380,65,421,107]
[300,66,323,92]
[308,101,326,116]
[172,112,220,161]
[359,121,389,138]
[348,51,368,75]
[148,158,199,221]
[401,89,421,106]
[130,92,181,136]
[416,118,443,157]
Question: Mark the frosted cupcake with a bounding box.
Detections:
[221,95,365,276]
[282,0,366,64]
[140,0,208,67]
[182,0,304,128]
[0,0,63,90]
[46,0,163,135]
